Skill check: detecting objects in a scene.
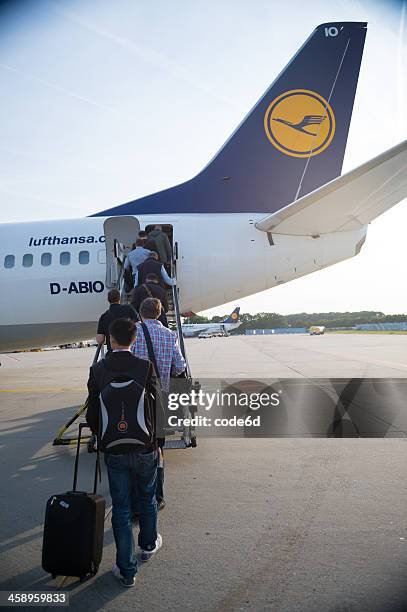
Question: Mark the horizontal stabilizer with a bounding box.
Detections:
[255,140,407,235]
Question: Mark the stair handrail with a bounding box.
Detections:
[170,257,191,379]
[92,342,105,364]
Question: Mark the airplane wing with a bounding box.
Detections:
[255,140,407,236]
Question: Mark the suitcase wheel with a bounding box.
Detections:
[90,562,99,577]
[87,434,96,453]
[51,574,57,580]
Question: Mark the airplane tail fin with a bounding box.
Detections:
[94,22,366,217]
[202,21,367,213]
[222,307,240,324]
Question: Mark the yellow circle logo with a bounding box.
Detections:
[264,89,335,158]
[231,313,238,320]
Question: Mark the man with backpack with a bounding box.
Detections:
[132,298,186,510]
[124,238,151,283]
[135,251,175,288]
[86,318,165,588]
[130,273,169,327]
[96,289,139,354]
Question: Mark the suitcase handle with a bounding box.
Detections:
[72,423,101,494]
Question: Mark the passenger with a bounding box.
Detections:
[131,273,169,328]
[143,239,160,259]
[96,289,139,354]
[135,251,175,288]
[138,230,147,245]
[132,298,186,509]
[86,317,165,587]
[147,225,172,266]
[124,239,151,283]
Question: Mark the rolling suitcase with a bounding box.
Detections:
[42,423,106,580]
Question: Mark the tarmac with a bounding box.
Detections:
[186,333,407,378]
[0,336,407,611]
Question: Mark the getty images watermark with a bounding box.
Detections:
[167,388,281,429]
[165,378,407,437]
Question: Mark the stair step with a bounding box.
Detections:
[164,438,189,449]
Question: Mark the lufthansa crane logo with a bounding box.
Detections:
[264,89,335,158]
[231,313,238,320]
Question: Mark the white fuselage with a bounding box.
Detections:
[182,321,242,337]
[0,214,367,351]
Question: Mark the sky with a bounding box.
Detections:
[1,0,406,316]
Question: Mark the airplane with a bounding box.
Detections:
[182,307,242,338]
[1,22,407,353]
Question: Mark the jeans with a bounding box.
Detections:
[156,464,164,503]
[105,450,158,579]
[132,448,164,514]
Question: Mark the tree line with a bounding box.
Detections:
[184,311,407,331]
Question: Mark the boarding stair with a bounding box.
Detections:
[117,244,198,450]
[53,237,198,450]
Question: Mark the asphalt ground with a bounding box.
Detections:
[184,333,407,378]
[0,338,406,611]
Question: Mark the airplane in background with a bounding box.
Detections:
[1,22,407,352]
[182,307,242,338]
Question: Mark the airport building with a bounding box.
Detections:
[355,322,407,331]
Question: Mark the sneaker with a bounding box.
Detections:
[121,576,136,588]
[112,564,136,588]
[141,534,162,562]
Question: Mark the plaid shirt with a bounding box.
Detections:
[131,319,186,391]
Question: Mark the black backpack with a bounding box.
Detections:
[123,267,134,293]
[91,360,155,454]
